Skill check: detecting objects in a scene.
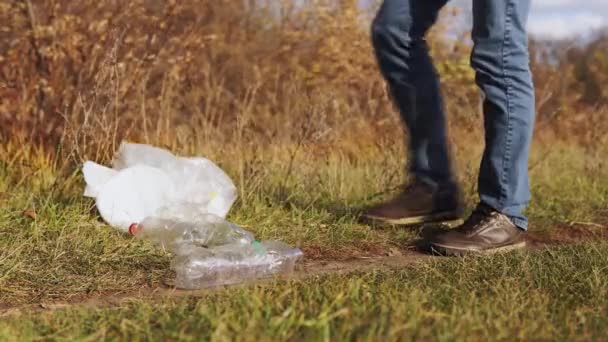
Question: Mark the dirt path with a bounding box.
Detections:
[1,223,606,318]
[0,251,429,318]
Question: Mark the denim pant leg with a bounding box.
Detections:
[371,0,453,188]
[471,0,535,229]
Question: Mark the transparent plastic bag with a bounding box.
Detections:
[170,241,303,289]
[130,210,302,289]
[113,143,237,218]
[83,143,237,231]
[129,205,255,250]
[112,143,176,170]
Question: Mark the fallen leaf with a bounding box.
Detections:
[23,209,37,220]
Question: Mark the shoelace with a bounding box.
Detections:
[461,206,497,233]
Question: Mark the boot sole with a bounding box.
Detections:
[430,240,527,257]
[363,210,463,226]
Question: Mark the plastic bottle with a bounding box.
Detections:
[129,212,255,251]
[170,241,303,289]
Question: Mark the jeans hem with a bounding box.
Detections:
[510,217,528,231]
[479,197,528,230]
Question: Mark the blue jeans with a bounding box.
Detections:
[371,0,535,229]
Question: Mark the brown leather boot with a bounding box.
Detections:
[361,181,463,225]
[428,204,526,256]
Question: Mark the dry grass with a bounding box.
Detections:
[2,0,606,157]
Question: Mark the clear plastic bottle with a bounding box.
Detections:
[170,241,303,289]
[129,212,255,251]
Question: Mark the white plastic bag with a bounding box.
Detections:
[83,143,237,232]
[83,161,117,198]
[95,165,175,231]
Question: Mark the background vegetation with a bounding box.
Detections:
[2,0,607,154]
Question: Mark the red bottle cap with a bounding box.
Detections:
[129,223,141,235]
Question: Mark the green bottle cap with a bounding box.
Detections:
[252,241,264,254]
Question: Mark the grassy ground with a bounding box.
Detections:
[1,139,607,340]
[2,243,608,340]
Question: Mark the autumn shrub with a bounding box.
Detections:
[1,0,606,161]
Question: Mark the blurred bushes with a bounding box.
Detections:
[1,0,606,154]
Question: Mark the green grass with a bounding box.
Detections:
[1,140,607,340]
[2,242,608,340]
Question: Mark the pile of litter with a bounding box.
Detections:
[83,143,302,289]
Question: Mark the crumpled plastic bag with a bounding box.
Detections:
[83,143,237,232]
[129,205,303,289]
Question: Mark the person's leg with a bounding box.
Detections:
[363,0,463,226]
[427,0,534,255]
[471,0,535,229]
[371,0,452,187]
